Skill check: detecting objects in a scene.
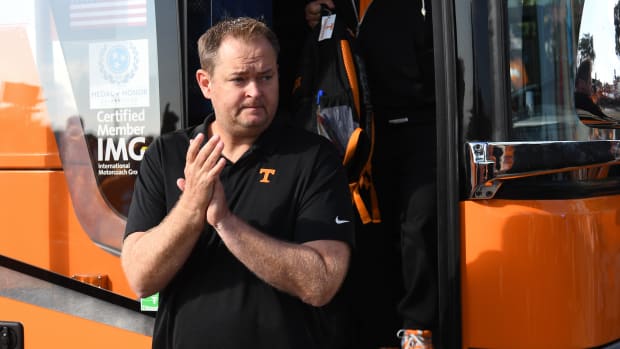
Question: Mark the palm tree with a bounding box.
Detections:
[578,33,595,64]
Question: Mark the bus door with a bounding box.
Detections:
[435,0,620,347]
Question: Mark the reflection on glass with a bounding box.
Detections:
[574,59,612,121]
[44,1,162,219]
[508,0,577,140]
[507,0,620,140]
[575,0,620,125]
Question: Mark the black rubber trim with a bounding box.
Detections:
[591,337,620,349]
[493,176,620,200]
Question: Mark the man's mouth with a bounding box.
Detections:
[242,105,264,111]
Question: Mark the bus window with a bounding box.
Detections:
[44,1,164,221]
[573,0,620,133]
[508,0,579,140]
[508,0,620,140]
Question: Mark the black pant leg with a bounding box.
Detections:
[373,121,439,332]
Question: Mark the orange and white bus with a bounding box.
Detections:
[0,1,618,348]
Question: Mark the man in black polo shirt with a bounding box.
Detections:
[121,17,354,349]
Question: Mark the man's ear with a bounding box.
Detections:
[196,69,212,98]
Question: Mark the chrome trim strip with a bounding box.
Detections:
[466,141,620,199]
[0,266,154,336]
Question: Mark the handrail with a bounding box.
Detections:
[465,141,620,199]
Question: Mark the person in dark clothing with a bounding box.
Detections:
[121,17,355,349]
[574,59,609,120]
[305,1,437,348]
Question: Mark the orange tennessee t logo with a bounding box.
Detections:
[259,168,276,183]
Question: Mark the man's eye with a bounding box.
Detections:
[260,74,273,81]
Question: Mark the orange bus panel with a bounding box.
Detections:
[0,170,135,299]
[462,197,620,349]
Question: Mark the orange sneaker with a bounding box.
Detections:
[397,329,433,349]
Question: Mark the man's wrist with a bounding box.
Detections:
[173,196,207,231]
[213,212,235,234]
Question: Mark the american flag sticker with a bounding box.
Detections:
[70,0,147,29]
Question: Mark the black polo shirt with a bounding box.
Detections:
[125,113,355,349]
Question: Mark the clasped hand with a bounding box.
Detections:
[176,133,229,227]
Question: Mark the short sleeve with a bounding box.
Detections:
[124,139,167,239]
[294,141,355,246]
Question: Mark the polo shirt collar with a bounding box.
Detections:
[191,113,283,157]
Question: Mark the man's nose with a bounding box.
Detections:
[245,79,263,97]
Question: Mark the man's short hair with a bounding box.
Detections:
[197,17,280,75]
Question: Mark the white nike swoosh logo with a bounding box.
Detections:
[335,216,350,224]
